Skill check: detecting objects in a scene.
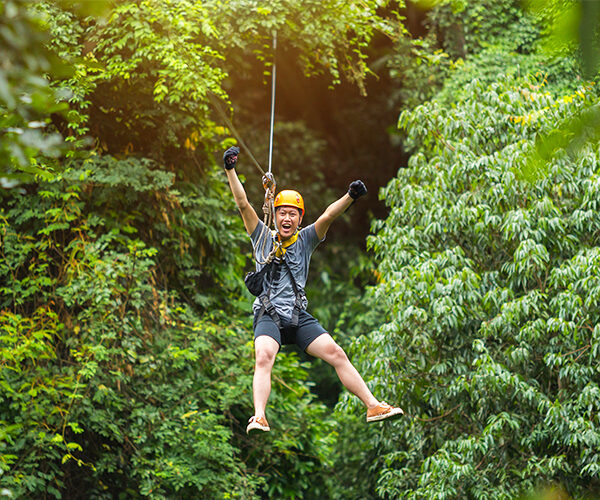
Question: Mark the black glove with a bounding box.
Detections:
[348,180,367,200]
[223,146,240,170]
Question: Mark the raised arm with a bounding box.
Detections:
[314,180,367,240]
[223,147,260,235]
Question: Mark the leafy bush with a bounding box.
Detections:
[0,164,339,497]
[0,0,70,181]
[341,73,600,498]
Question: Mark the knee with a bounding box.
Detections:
[255,347,276,369]
[326,343,349,366]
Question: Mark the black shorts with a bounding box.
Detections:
[253,310,328,351]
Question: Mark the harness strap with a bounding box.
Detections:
[258,295,281,328]
[257,260,281,328]
[282,260,305,327]
[257,258,305,328]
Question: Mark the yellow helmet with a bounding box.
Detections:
[274,190,304,217]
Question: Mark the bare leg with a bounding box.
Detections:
[305,334,379,409]
[253,335,279,419]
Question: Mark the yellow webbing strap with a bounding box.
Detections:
[274,230,298,258]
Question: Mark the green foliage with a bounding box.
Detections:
[0,0,113,182]
[0,168,338,497]
[342,73,600,498]
[11,0,600,497]
[214,0,406,95]
[61,156,247,310]
[425,0,532,58]
[39,0,226,165]
[386,0,580,112]
[69,308,265,499]
[1,2,399,492]
[0,156,247,312]
[0,0,70,182]
[39,0,407,168]
[526,0,600,78]
[0,307,81,498]
[386,34,454,110]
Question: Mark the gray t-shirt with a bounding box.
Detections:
[250,220,323,321]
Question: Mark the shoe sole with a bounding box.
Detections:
[246,423,270,434]
[366,407,404,422]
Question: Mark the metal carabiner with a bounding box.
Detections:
[262,172,276,193]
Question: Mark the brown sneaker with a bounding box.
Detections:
[246,415,270,434]
[366,402,404,422]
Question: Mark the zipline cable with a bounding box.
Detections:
[255,31,281,265]
[268,32,277,175]
[208,92,266,177]
[209,33,280,265]
[209,32,278,180]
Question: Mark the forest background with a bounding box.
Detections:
[1,0,600,498]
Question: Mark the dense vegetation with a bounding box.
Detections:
[1,0,599,499]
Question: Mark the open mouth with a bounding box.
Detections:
[281,223,292,231]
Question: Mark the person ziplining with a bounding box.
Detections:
[216,31,401,433]
[223,146,404,433]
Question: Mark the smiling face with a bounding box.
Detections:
[276,206,302,240]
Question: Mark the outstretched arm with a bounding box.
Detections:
[314,180,367,240]
[223,147,260,235]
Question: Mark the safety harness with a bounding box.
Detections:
[257,257,306,328]
[245,230,306,327]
